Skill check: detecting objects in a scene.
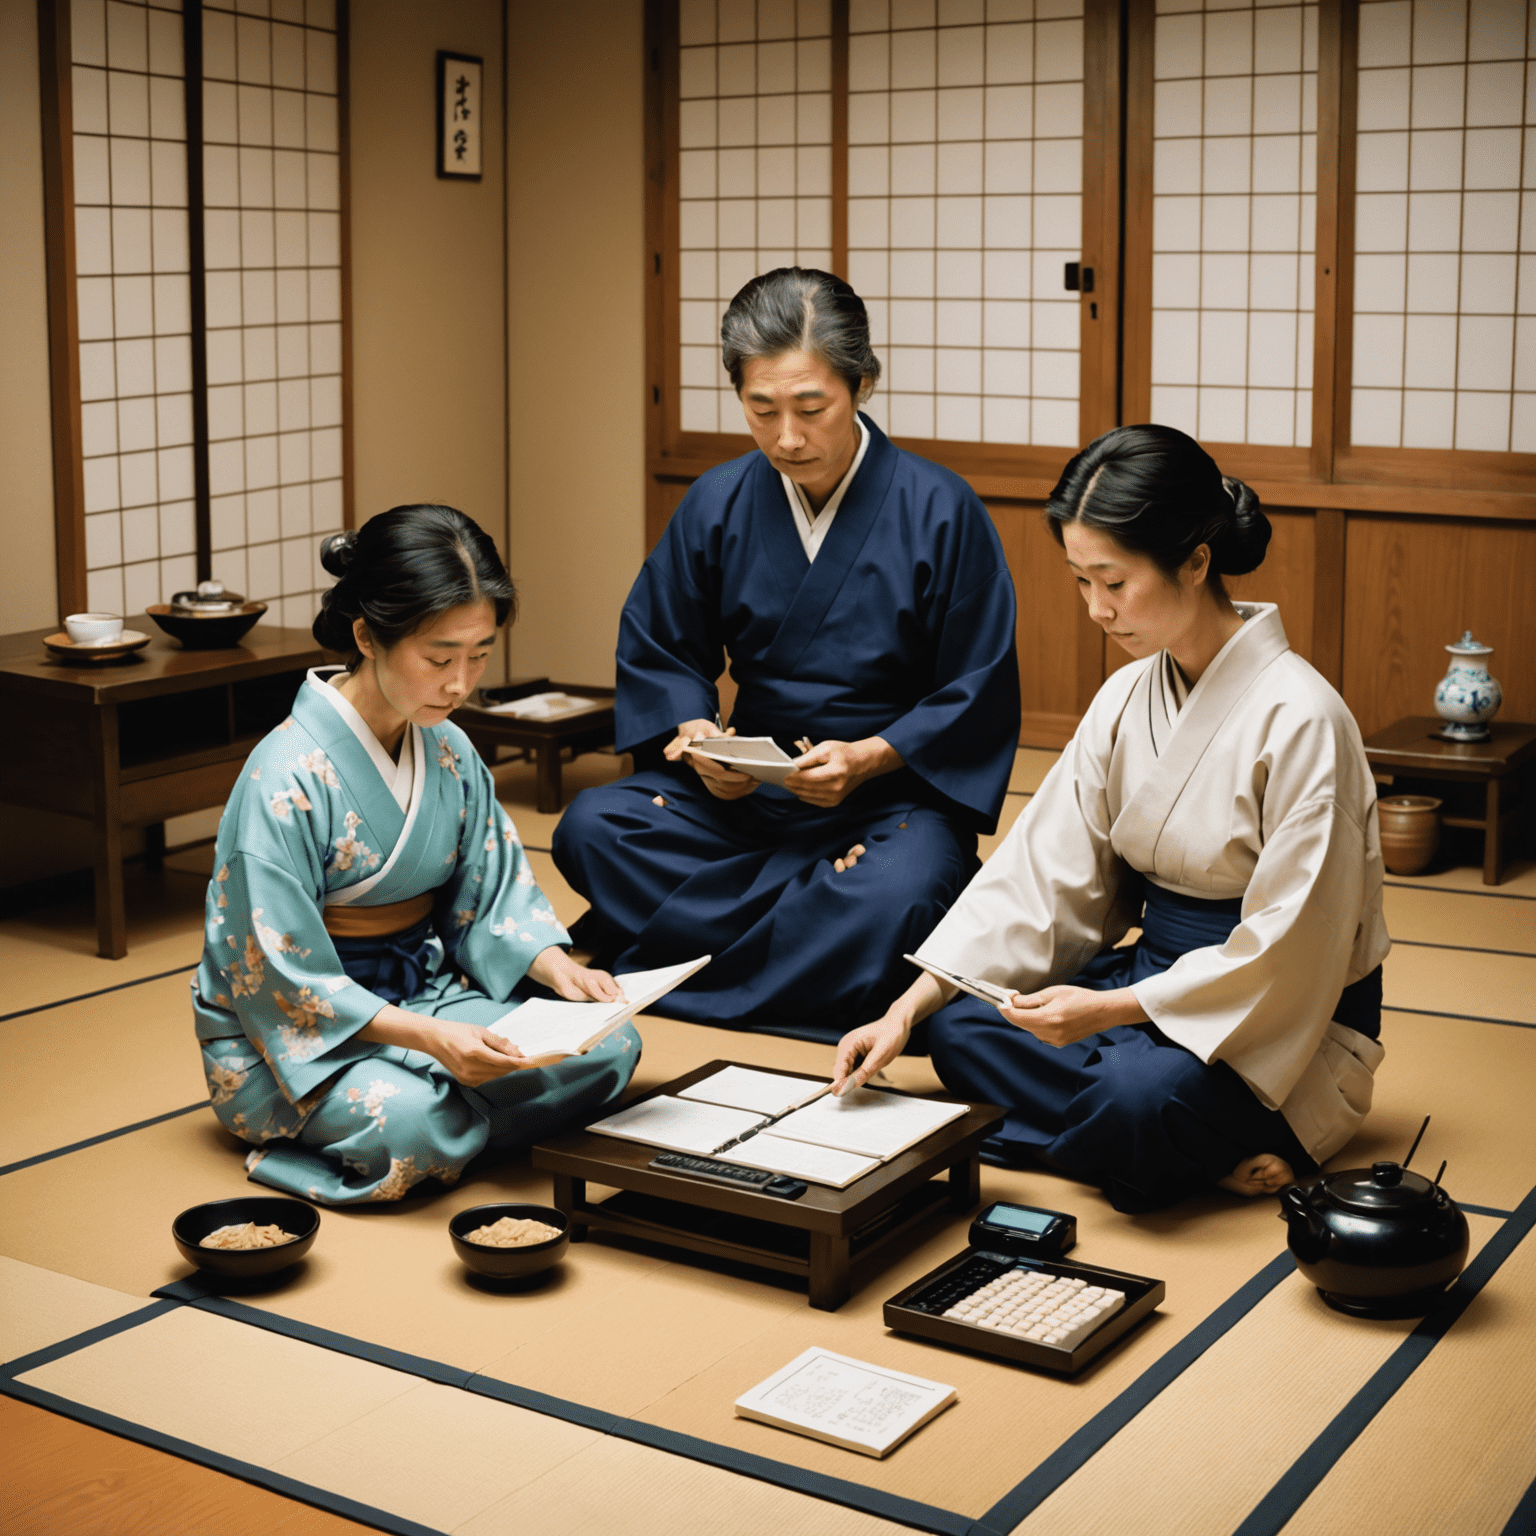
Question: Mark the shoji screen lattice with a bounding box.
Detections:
[847,0,1085,447]
[203,0,343,628]
[1350,0,1535,453]
[1150,0,1319,448]
[72,0,197,620]
[677,0,835,433]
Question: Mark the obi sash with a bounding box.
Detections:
[1077,882,1382,1040]
[322,893,435,938]
[324,892,442,1007]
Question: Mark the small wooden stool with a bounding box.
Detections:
[1362,717,1536,885]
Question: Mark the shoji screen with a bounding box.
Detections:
[72,0,198,620]
[202,0,344,628]
[1149,0,1319,448]
[677,0,834,434]
[846,0,1085,447]
[1349,0,1534,453]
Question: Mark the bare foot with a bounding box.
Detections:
[1217,1152,1294,1197]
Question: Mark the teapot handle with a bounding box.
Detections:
[1281,1184,1330,1263]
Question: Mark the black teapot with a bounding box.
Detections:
[1281,1121,1468,1318]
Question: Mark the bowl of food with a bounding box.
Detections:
[449,1202,569,1280]
[146,582,266,649]
[172,1196,320,1278]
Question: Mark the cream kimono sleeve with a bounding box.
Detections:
[916,664,1145,992]
[200,846,395,1106]
[434,742,570,997]
[1130,710,1377,1114]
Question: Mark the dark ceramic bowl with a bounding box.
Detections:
[449,1203,570,1280]
[145,601,266,649]
[172,1196,319,1277]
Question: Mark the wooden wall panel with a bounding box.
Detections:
[1342,517,1536,741]
[988,500,1083,732]
[1228,510,1315,665]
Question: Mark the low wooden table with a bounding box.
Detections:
[1363,716,1536,885]
[0,625,325,956]
[532,1060,1005,1311]
[452,679,617,814]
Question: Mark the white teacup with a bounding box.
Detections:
[64,612,124,645]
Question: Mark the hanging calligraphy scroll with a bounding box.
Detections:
[436,51,483,181]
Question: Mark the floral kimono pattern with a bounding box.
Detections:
[193,673,638,1205]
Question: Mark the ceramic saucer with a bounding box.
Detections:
[44,629,152,663]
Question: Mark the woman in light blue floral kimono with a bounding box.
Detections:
[194,505,639,1205]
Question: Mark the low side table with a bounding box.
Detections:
[0,625,326,956]
[532,1060,1005,1311]
[452,681,616,814]
[1363,717,1536,885]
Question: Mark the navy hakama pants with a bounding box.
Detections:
[552,766,978,1041]
[930,884,1383,1213]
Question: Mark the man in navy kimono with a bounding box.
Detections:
[554,268,1020,1041]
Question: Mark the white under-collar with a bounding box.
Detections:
[305,667,419,812]
[779,417,870,563]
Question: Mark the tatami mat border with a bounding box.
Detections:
[0,1102,209,1179]
[1391,939,1536,959]
[0,1378,447,1536]
[6,1193,1532,1536]
[153,1279,970,1535]
[1504,1475,1536,1535]
[1384,881,1536,902]
[1232,1180,1536,1536]
[970,1252,1294,1534]
[0,964,198,1023]
[1385,1006,1536,1031]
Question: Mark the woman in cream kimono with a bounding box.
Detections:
[194,505,638,1205]
[833,426,1389,1213]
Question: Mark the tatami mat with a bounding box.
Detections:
[1385,861,1536,899]
[1009,750,1059,796]
[0,1257,147,1366]
[1382,946,1536,1026]
[1005,1218,1504,1536]
[1381,885,1536,953]
[1282,1226,1536,1536]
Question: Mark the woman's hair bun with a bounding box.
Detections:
[319,530,358,578]
[1211,476,1271,577]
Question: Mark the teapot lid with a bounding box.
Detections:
[170,580,245,613]
[1323,1161,1440,1213]
[1445,629,1492,656]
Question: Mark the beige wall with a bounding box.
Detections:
[504,0,646,687]
[348,0,511,679]
[1,0,60,635]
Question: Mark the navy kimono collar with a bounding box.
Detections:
[757,412,901,676]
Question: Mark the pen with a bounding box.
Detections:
[795,736,813,754]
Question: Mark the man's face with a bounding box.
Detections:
[737,349,862,495]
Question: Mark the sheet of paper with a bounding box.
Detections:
[677,1066,829,1118]
[612,955,711,1013]
[720,1133,879,1189]
[770,1087,966,1160]
[480,691,599,719]
[734,1348,957,1458]
[584,1095,766,1156]
[685,735,797,786]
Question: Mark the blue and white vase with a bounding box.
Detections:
[1433,631,1502,743]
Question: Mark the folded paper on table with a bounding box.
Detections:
[686,735,797,785]
[587,1068,965,1186]
[734,1347,958,1458]
[719,1134,879,1190]
[491,956,710,1065]
[677,1065,830,1117]
[477,691,599,720]
[770,1086,967,1161]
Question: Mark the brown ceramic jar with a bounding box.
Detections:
[1377,795,1441,876]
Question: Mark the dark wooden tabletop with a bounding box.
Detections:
[1362,716,1536,776]
[0,625,328,705]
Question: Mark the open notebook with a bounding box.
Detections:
[584,1067,967,1188]
[489,956,709,1066]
